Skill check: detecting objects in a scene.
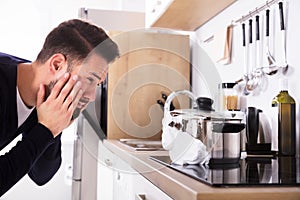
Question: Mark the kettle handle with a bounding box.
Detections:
[164,90,197,116]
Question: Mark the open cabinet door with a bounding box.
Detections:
[107,30,191,140]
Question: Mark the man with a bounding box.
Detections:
[0,19,119,196]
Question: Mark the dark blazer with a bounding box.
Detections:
[0,52,62,196]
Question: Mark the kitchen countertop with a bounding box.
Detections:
[103,139,300,200]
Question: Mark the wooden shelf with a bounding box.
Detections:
[151,0,236,31]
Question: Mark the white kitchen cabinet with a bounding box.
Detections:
[112,166,173,200]
[97,141,172,200]
[128,171,173,200]
[77,115,172,200]
[145,0,173,28]
[79,1,173,30]
[79,8,145,31]
[97,140,115,200]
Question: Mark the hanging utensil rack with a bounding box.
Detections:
[233,0,283,24]
[232,0,289,96]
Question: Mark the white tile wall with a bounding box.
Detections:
[193,0,299,155]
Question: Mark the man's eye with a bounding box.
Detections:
[86,77,95,85]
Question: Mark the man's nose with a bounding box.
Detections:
[84,88,96,102]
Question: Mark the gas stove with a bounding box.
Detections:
[150,155,300,187]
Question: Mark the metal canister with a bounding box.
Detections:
[209,122,245,164]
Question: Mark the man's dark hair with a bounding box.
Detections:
[36,19,119,67]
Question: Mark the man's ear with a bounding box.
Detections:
[49,53,67,73]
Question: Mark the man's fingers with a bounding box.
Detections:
[63,81,82,107]
[68,89,84,111]
[73,89,84,108]
[48,73,70,99]
[57,75,78,103]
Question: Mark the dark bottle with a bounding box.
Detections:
[271,78,296,156]
[278,156,296,184]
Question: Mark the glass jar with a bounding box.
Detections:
[221,83,240,111]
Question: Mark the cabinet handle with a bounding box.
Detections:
[135,194,146,200]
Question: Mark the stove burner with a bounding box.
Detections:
[150,155,300,187]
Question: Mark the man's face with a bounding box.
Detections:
[72,54,108,119]
[47,54,108,119]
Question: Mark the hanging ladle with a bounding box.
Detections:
[279,2,288,75]
[247,17,260,92]
[266,10,275,66]
[236,21,255,95]
[239,22,250,95]
[263,8,279,75]
[252,15,268,95]
[245,18,258,92]
[263,2,288,75]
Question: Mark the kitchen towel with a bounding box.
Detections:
[218,24,233,65]
[161,115,209,165]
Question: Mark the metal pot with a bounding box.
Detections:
[162,90,212,145]
[161,90,245,165]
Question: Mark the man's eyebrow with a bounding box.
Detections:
[89,72,101,80]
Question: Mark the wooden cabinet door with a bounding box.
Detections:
[107,30,190,140]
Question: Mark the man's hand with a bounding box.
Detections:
[36,73,83,137]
